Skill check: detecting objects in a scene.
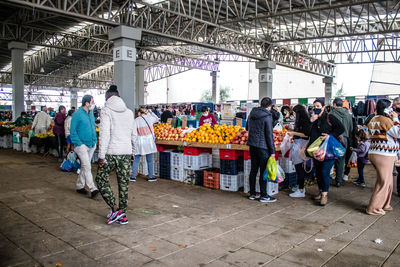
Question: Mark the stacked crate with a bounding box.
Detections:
[184,169,205,185]
[159,151,172,179]
[203,168,220,189]
[219,149,244,191]
[170,151,184,182]
[153,152,160,177]
[279,156,297,189]
[12,131,22,151]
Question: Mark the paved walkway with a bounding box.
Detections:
[0,150,399,267]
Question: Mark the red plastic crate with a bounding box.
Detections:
[184,147,212,156]
[156,144,176,152]
[244,150,251,160]
[203,168,220,189]
[219,149,243,160]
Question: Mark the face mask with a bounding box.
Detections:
[313,108,322,115]
[395,107,400,113]
[203,112,209,117]
[384,108,392,115]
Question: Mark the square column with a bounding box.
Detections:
[135,59,146,107]
[210,71,218,103]
[256,60,276,100]
[70,88,78,109]
[8,41,27,120]
[323,77,333,105]
[109,26,142,111]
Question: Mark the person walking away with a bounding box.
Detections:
[309,99,345,206]
[391,97,400,196]
[161,105,174,123]
[14,112,31,127]
[53,106,67,162]
[32,106,51,134]
[96,86,137,225]
[70,95,99,199]
[287,105,312,198]
[199,106,217,126]
[330,98,353,187]
[131,107,159,182]
[350,129,370,188]
[343,116,358,181]
[65,109,75,154]
[366,99,400,215]
[246,97,276,203]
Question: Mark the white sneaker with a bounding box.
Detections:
[289,189,306,198]
[343,175,349,181]
[291,186,299,192]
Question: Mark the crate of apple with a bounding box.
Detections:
[273,129,286,146]
[231,130,248,145]
[155,124,186,141]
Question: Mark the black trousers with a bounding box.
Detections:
[249,146,270,197]
[55,133,65,159]
[295,163,306,189]
[397,166,400,194]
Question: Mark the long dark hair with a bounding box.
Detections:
[376,99,391,116]
[293,104,311,132]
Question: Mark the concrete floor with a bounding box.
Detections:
[0,150,399,267]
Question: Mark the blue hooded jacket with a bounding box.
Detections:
[70,107,97,148]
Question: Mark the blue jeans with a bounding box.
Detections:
[131,154,154,179]
[357,158,366,183]
[315,159,335,193]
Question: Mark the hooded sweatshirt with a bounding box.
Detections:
[246,107,275,155]
[330,107,353,139]
[98,96,137,159]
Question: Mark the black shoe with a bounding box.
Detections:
[148,178,157,182]
[91,190,99,199]
[76,188,88,195]
[335,182,342,188]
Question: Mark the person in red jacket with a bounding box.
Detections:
[199,106,217,126]
[53,105,67,162]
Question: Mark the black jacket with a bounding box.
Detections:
[161,110,173,123]
[271,109,280,127]
[309,112,345,144]
[246,107,275,155]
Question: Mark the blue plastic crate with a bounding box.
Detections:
[220,157,244,175]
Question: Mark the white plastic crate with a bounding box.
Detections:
[279,157,295,173]
[220,172,244,192]
[183,153,211,170]
[12,131,22,144]
[13,142,22,151]
[171,152,184,167]
[171,166,184,182]
[154,152,160,162]
[267,181,279,196]
[244,160,251,175]
[3,135,12,148]
[22,143,31,153]
[0,136,4,148]
[212,148,220,168]
[154,160,159,177]
[243,174,261,194]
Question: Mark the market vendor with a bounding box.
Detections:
[32,106,52,134]
[199,106,217,126]
[14,112,31,127]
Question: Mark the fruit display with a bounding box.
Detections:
[273,128,288,146]
[155,123,186,141]
[34,132,55,139]
[231,130,248,145]
[183,124,243,144]
[13,125,32,136]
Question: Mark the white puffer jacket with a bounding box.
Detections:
[98,96,137,159]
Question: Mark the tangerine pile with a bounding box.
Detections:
[183,124,243,144]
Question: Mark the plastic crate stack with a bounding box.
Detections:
[159,151,172,179]
[22,137,31,153]
[211,148,220,168]
[183,147,211,170]
[12,132,22,151]
[243,150,278,196]
[170,151,184,182]
[279,155,297,189]
[203,168,220,189]
[219,149,244,191]
[184,169,205,185]
[138,156,149,176]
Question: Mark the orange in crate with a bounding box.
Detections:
[203,168,220,189]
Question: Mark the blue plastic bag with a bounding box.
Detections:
[327,135,346,158]
[60,152,80,172]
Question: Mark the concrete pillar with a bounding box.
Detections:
[255,60,276,100]
[211,71,218,103]
[70,88,78,109]
[135,59,146,107]
[109,26,142,111]
[323,77,333,105]
[8,41,27,120]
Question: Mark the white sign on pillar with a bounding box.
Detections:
[259,72,273,83]
[114,46,137,62]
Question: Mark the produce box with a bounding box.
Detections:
[203,168,220,189]
[220,157,244,175]
[220,172,244,192]
[171,166,184,182]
